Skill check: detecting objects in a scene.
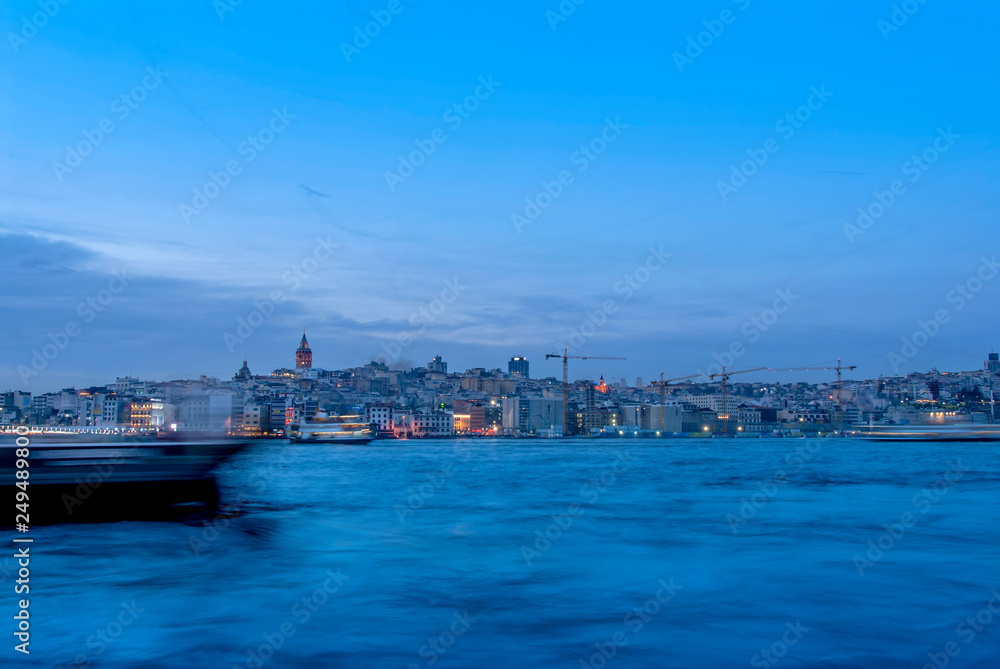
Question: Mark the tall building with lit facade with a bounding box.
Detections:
[428,355,447,374]
[296,333,313,369]
[508,356,529,378]
[987,352,999,374]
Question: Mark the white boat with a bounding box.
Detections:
[286,411,374,444]
[855,424,1000,442]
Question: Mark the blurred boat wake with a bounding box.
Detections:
[1,431,251,524]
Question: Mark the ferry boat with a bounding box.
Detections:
[854,424,1000,442]
[0,429,251,523]
[286,411,374,444]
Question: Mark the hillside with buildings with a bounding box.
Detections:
[4,338,998,438]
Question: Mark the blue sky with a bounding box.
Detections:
[2,0,999,392]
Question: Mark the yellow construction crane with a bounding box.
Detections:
[650,374,700,431]
[708,366,768,435]
[545,349,625,437]
[770,359,857,434]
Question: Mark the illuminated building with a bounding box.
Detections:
[469,401,502,434]
[128,399,173,428]
[453,413,471,434]
[508,356,529,378]
[296,332,313,369]
[428,355,447,373]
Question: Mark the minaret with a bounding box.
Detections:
[295,332,313,369]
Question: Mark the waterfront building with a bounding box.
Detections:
[412,411,454,437]
[501,397,563,436]
[236,402,270,436]
[268,396,289,433]
[623,404,682,432]
[687,393,742,416]
[366,404,395,433]
[177,393,234,431]
[129,399,173,428]
[682,408,717,433]
[469,401,503,434]
[735,405,763,433]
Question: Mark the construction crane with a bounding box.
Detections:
[650,374,700,431]
[545,349,625,437]
[770,359,857,434]
[708,366,768,435]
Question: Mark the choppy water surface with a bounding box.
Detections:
[15,438,1000,668]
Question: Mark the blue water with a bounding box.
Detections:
[9,438,1000,668]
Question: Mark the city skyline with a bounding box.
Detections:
[6,341,997,439]
[7,330,1000,395]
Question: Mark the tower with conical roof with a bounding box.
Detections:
[295,332,313,369]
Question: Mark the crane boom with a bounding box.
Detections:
[650,374,700,431]
[770,360,857,434]
[545,349,625,437]
[708,366,768,435]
